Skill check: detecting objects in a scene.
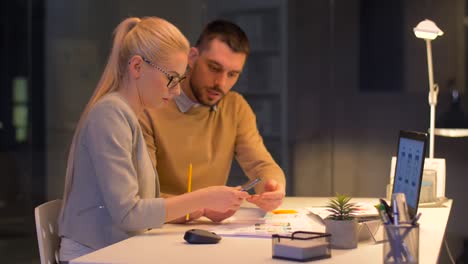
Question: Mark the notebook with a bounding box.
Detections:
[391,130,428,219]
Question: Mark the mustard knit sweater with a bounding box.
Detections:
[139,91,285,195]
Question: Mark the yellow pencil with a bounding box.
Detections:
[185,162,193,221]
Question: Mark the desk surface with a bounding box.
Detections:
[71,197,452,264]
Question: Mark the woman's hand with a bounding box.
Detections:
[198,186,249,212]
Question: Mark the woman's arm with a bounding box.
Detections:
[85,103,166,231]
[164,186,249,222]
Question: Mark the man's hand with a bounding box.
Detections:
[203,208,237,223]
[246,179,285,212]
[166,209,204,224]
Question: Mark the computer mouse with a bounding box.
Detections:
[184,229,222,244]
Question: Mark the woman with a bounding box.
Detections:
[58,17,248,262]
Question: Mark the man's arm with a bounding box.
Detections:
[233,93,286,210]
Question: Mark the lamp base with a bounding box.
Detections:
[389,157,446,199]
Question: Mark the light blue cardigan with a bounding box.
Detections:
[58,93,165,250]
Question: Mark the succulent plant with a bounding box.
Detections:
[326,194,358,220]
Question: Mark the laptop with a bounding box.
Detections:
[391,130,428,219]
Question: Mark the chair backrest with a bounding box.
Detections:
[35,199,62,264]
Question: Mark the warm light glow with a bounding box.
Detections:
[413,19,444,40]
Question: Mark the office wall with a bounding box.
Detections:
[288,0,467,259]
[288,0,462,195]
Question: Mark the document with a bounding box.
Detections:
[210,208,325,238]
[306,202,379,220]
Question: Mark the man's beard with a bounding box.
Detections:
[189,77,225,107]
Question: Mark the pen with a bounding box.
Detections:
[241,177,262,192]
[185,162,193,221]
[378,205,402,262]
[395,224,416,263]
[381,206,415,262]
[411,212,422,225]
[392,200,399,226]
[379,204,406,262]
[379,199,393,223]
[378,204,391,224]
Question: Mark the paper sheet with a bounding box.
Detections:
[306,202,379,220]
[210,208,325,237]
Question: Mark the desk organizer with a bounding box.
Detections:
[272,231,331,262]
[383,224,419,264]
[359,219,383,242]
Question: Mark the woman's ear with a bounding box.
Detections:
[188,47,199,68]
[128,55,143,79]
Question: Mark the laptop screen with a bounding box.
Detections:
[392,130,428,219]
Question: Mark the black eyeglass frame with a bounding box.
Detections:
[140,56,186,89]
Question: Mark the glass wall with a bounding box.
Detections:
[0,0,45,263]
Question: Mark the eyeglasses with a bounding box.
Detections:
[141,56,186,89]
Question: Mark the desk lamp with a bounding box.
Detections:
[413,19,444,158]
[413,19,448,200]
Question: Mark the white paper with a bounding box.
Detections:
[210,208,325,237]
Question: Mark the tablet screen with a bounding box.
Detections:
[392,131,428,218]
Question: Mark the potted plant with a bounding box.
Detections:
[324,194,360,249]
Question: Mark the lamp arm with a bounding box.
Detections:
[426,39,438,158]
[426,40,435,95]
[429,84,439,106]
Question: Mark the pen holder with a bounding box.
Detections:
[272,231,331,262]
[383,224,419,264]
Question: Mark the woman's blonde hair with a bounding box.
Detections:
[60,17,189,216]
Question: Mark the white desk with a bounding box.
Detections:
[71,197,452,264]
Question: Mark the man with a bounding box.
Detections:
[139,20,285,222]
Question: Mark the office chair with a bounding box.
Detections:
[35,199,62,264]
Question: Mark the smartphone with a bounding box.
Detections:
[241,177,262,191]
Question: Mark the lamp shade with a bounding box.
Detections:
[413,19,444,40]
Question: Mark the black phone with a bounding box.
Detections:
[241,177,262,191]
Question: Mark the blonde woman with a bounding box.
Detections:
[58,17,249,262]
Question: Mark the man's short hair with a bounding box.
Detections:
[195,20,250,55]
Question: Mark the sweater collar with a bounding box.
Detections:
[174,89,218,113]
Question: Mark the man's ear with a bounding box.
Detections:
[128,55,143,79]
[188,47,200,68]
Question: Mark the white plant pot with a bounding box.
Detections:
[324,218,359,249]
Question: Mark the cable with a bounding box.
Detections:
[444,237,456,264]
